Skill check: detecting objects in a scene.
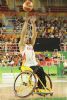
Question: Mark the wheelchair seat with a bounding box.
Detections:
[21,65,33,72]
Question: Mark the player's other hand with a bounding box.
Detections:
[30,16,36,23]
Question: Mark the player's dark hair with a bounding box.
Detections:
[26,38,32,44]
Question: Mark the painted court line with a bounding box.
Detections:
[0,79,67,87]
[52,80,67,83]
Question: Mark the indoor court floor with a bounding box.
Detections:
[0,77,67,100]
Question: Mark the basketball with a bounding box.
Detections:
[23,0,33,12]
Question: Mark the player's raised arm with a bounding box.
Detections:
[19,18,28,53]
[31,17,38,46]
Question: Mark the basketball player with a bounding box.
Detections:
[19,17,46,90]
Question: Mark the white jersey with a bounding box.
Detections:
[22,44,38,67]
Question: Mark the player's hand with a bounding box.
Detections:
[24,16,30,22]
[30,16,36,23]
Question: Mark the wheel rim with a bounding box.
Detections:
[44,72,52,90]
[14,71,36,98]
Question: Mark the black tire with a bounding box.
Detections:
[44,72,52,89]
[14,71,37,98]
[37,72,52,96]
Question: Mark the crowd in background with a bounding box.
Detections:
[0,16,67,42]
[36,17,67,42]
[0,16,67,67]
[0,50,62,67]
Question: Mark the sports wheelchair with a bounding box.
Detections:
[14,66,53,98]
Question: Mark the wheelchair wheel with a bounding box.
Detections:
[44,72,52,89]
[38,72,52,96]
[14,71,37,98]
